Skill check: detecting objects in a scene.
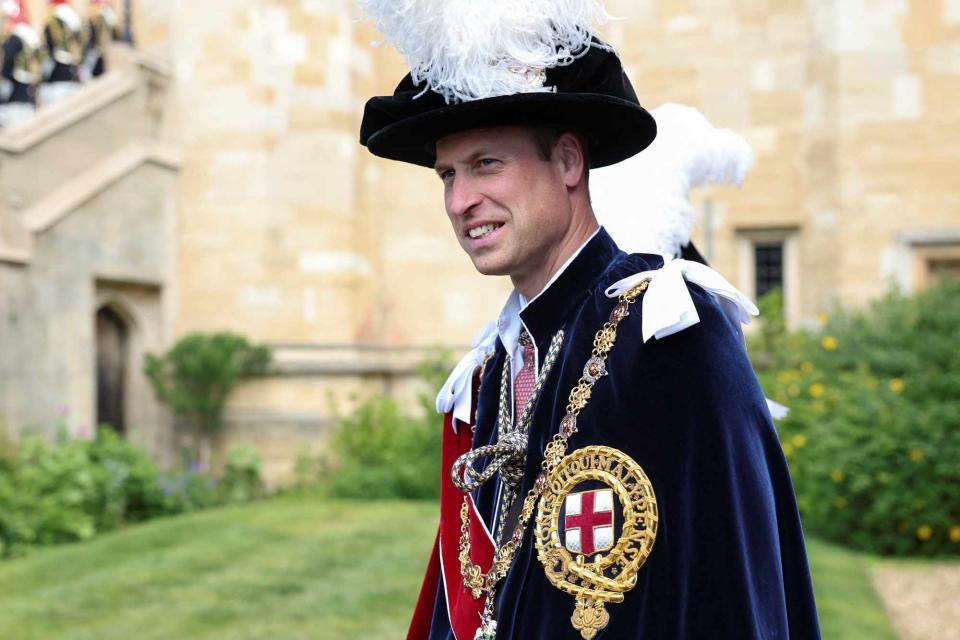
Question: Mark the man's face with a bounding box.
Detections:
[434,126,574,282]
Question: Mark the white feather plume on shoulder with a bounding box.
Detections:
[591,103,754,257]
[357,0,610,103]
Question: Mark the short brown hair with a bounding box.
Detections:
[530,128,591,184]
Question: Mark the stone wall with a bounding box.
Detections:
[604,0,960,321]
[0,45,178,462]
[130,0,958,343]
[0,161,177,452]
[14,0,947,484]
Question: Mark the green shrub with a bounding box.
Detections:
[87,429,170,529]
[219,445,265,503]
[0,430,268,559]
[290,445,327,493]
[1,436,99,552]
[323,355,449,500]
[755,279,960,556]
[145,333,271,434]
[326,395,442,500]
[157,467,219,513]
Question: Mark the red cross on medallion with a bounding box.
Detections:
[564,489,614,556]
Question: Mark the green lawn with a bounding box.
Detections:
[0,497,897,639]
[806,538,898,640]
[0,497,437,640]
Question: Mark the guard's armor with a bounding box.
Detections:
[83,9,119,78]
[1,31,42,104]
[43,12,83,83]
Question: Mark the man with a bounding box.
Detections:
[40,0,83,105]
[82,0,120,79]
[0,0,42,127]
[358,2,820,638]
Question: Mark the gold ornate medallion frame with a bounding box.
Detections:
[535,445,658,639]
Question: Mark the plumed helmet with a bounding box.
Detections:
[2,0,27,22]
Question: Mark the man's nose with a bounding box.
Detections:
[446,174,482,218]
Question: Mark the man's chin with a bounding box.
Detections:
[469,256,512,277]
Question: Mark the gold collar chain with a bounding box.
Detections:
[458,279,650,636]
[451,330,565,494]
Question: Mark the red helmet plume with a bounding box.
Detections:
[3,0,30,24]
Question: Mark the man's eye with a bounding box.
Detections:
[440,169,455,181]
[477,158,498,168]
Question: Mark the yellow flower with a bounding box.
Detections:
[816,312,829,327]
[950,526,960,543]
[782,442,795,457]
[821,335,838,351]
[833,497,848,509]
[889,378,905,394]
[788,384,801,397]
[791,434,807,449]
[916,526,932,541]
[830,469,845,483]
[777,371,790,383]
[809,383,825,398]
[801,362,814,374]
[909,448,924,462]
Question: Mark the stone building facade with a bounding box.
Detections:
[0,41,179,462]
[1,1,957,483]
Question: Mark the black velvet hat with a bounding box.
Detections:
[359,40,657,169]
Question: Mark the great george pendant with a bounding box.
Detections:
[474,616,497,639]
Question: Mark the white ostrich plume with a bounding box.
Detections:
[591,103,754,257]
[357,0,610,103]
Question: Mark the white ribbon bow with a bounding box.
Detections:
[605,259,789,421]
[435,260,771,424]
[605,257,759,342]
[435,320,498,430]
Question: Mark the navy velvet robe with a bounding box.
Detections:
[427,229,820,639]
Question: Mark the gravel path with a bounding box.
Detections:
[872,563,960,640]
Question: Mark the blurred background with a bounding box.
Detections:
[0,1,957,639]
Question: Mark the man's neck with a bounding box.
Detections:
[512,218,599,300]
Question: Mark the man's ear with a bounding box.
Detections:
[555,132,588,189]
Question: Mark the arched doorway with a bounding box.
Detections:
[96,306,129,434]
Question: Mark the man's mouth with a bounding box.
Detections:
[467,223,503,240]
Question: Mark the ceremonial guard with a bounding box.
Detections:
[0,0,42,127]
[357,1,821,638]
[40,0,83,104]
[82,0,119,79]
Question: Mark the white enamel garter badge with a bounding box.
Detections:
[534,445,658,639]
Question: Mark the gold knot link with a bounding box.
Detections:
[593,325,617,353]
[623,279,651,302]
[568,382,593,413]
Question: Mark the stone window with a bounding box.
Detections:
[896,231,960,292]
[736,228,800,328]
[754,242,785,299]
[916,245,960,290]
